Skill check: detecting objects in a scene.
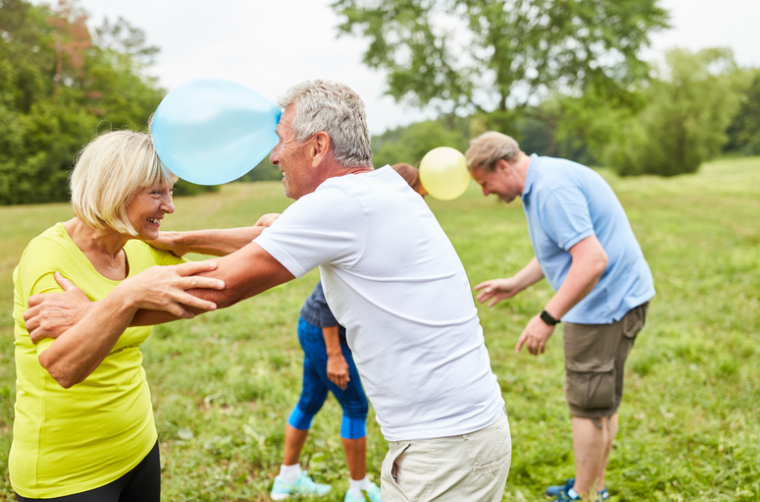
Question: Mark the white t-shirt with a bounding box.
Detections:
[256,166,505,441]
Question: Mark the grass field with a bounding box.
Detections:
[0,157,759,501]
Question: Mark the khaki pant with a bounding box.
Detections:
[380,412,511,502]
[563,302,649,418]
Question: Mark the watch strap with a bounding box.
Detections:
[540,309,560,326]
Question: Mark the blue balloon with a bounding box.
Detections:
[151,78,282,185]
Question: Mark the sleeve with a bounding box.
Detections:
[254,185,367,278]
[312,283,340,327]
[17,239,70,300]
[15,238,71,356]
[149,246,188,266]
[540,186,595,250]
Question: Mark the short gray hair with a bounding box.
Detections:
[465,131,522,173]
[70,130,176,236]
[278,80,373,168]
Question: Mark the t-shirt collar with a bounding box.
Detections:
[521,154,539,201]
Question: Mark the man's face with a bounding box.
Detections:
[470,162,521,203]
[270,106,316,200]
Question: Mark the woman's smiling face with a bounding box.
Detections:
[125,183,175,239]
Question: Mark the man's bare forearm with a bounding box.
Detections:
[132,242,296,324]
[131,309,182,326]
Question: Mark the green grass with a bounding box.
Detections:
[1,158,759,501]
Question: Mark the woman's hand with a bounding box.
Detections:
[327,353,350,390]
[24,261,225,344]
[116,260,225,318]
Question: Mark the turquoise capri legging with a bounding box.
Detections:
[288,317,369,439]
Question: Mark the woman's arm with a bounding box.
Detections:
[148,213,280,257]
[34,261,225,388]
[323,325,349,390]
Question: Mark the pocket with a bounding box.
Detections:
[565,359,616,410]
[381,442,412,502]
[622,303,648,339]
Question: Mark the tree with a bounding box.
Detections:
[94,16,160,67]
[238,157,281,182]
[468,107,560,158]
[371,120,467,168]
[332,0,669,114]
[45,0,91,96]
[0,0,196,205]
[724,69,760,155]
[602,48,749,176]
[533,82,647,166]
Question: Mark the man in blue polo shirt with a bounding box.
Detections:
[465,132,654,502]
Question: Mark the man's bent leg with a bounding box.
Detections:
[381,412,510,502]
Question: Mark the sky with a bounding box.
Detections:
[46,0,760,134]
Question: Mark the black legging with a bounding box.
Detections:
[16,441,160,502]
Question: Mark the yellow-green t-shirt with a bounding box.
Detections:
[10,222,184,498]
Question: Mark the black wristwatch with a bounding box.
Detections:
[540,309,560,326]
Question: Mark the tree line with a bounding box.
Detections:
[0,0,219,206]
[337,0,760,175]
[1,0,758,206]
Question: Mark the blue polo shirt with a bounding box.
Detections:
[521,155,654,324]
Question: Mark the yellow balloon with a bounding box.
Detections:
[418,147,471,200]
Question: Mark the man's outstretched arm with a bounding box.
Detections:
[26,242,295,340]
[30,261,225,388]
[126,242,295,325]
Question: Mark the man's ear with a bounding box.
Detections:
[494,158,510,174]
[310,131,331,166]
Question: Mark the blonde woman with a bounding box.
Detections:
[10,130,224,502]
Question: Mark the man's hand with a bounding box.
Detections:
[118,261,226,318]
[25,273,92,344]
[253,213,280,228]
[474,277,522,307]
[515,315,556,356]
[24,262,226,344]
[327,354,350,390]
[145,232,185,257]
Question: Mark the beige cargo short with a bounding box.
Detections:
[380,411,511,502]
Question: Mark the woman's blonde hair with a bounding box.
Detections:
[69,130,176,236]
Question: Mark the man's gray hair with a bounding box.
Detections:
[278,80,373,168]
[465,131,522,173]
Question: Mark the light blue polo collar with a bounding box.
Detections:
[521,154,539,202]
